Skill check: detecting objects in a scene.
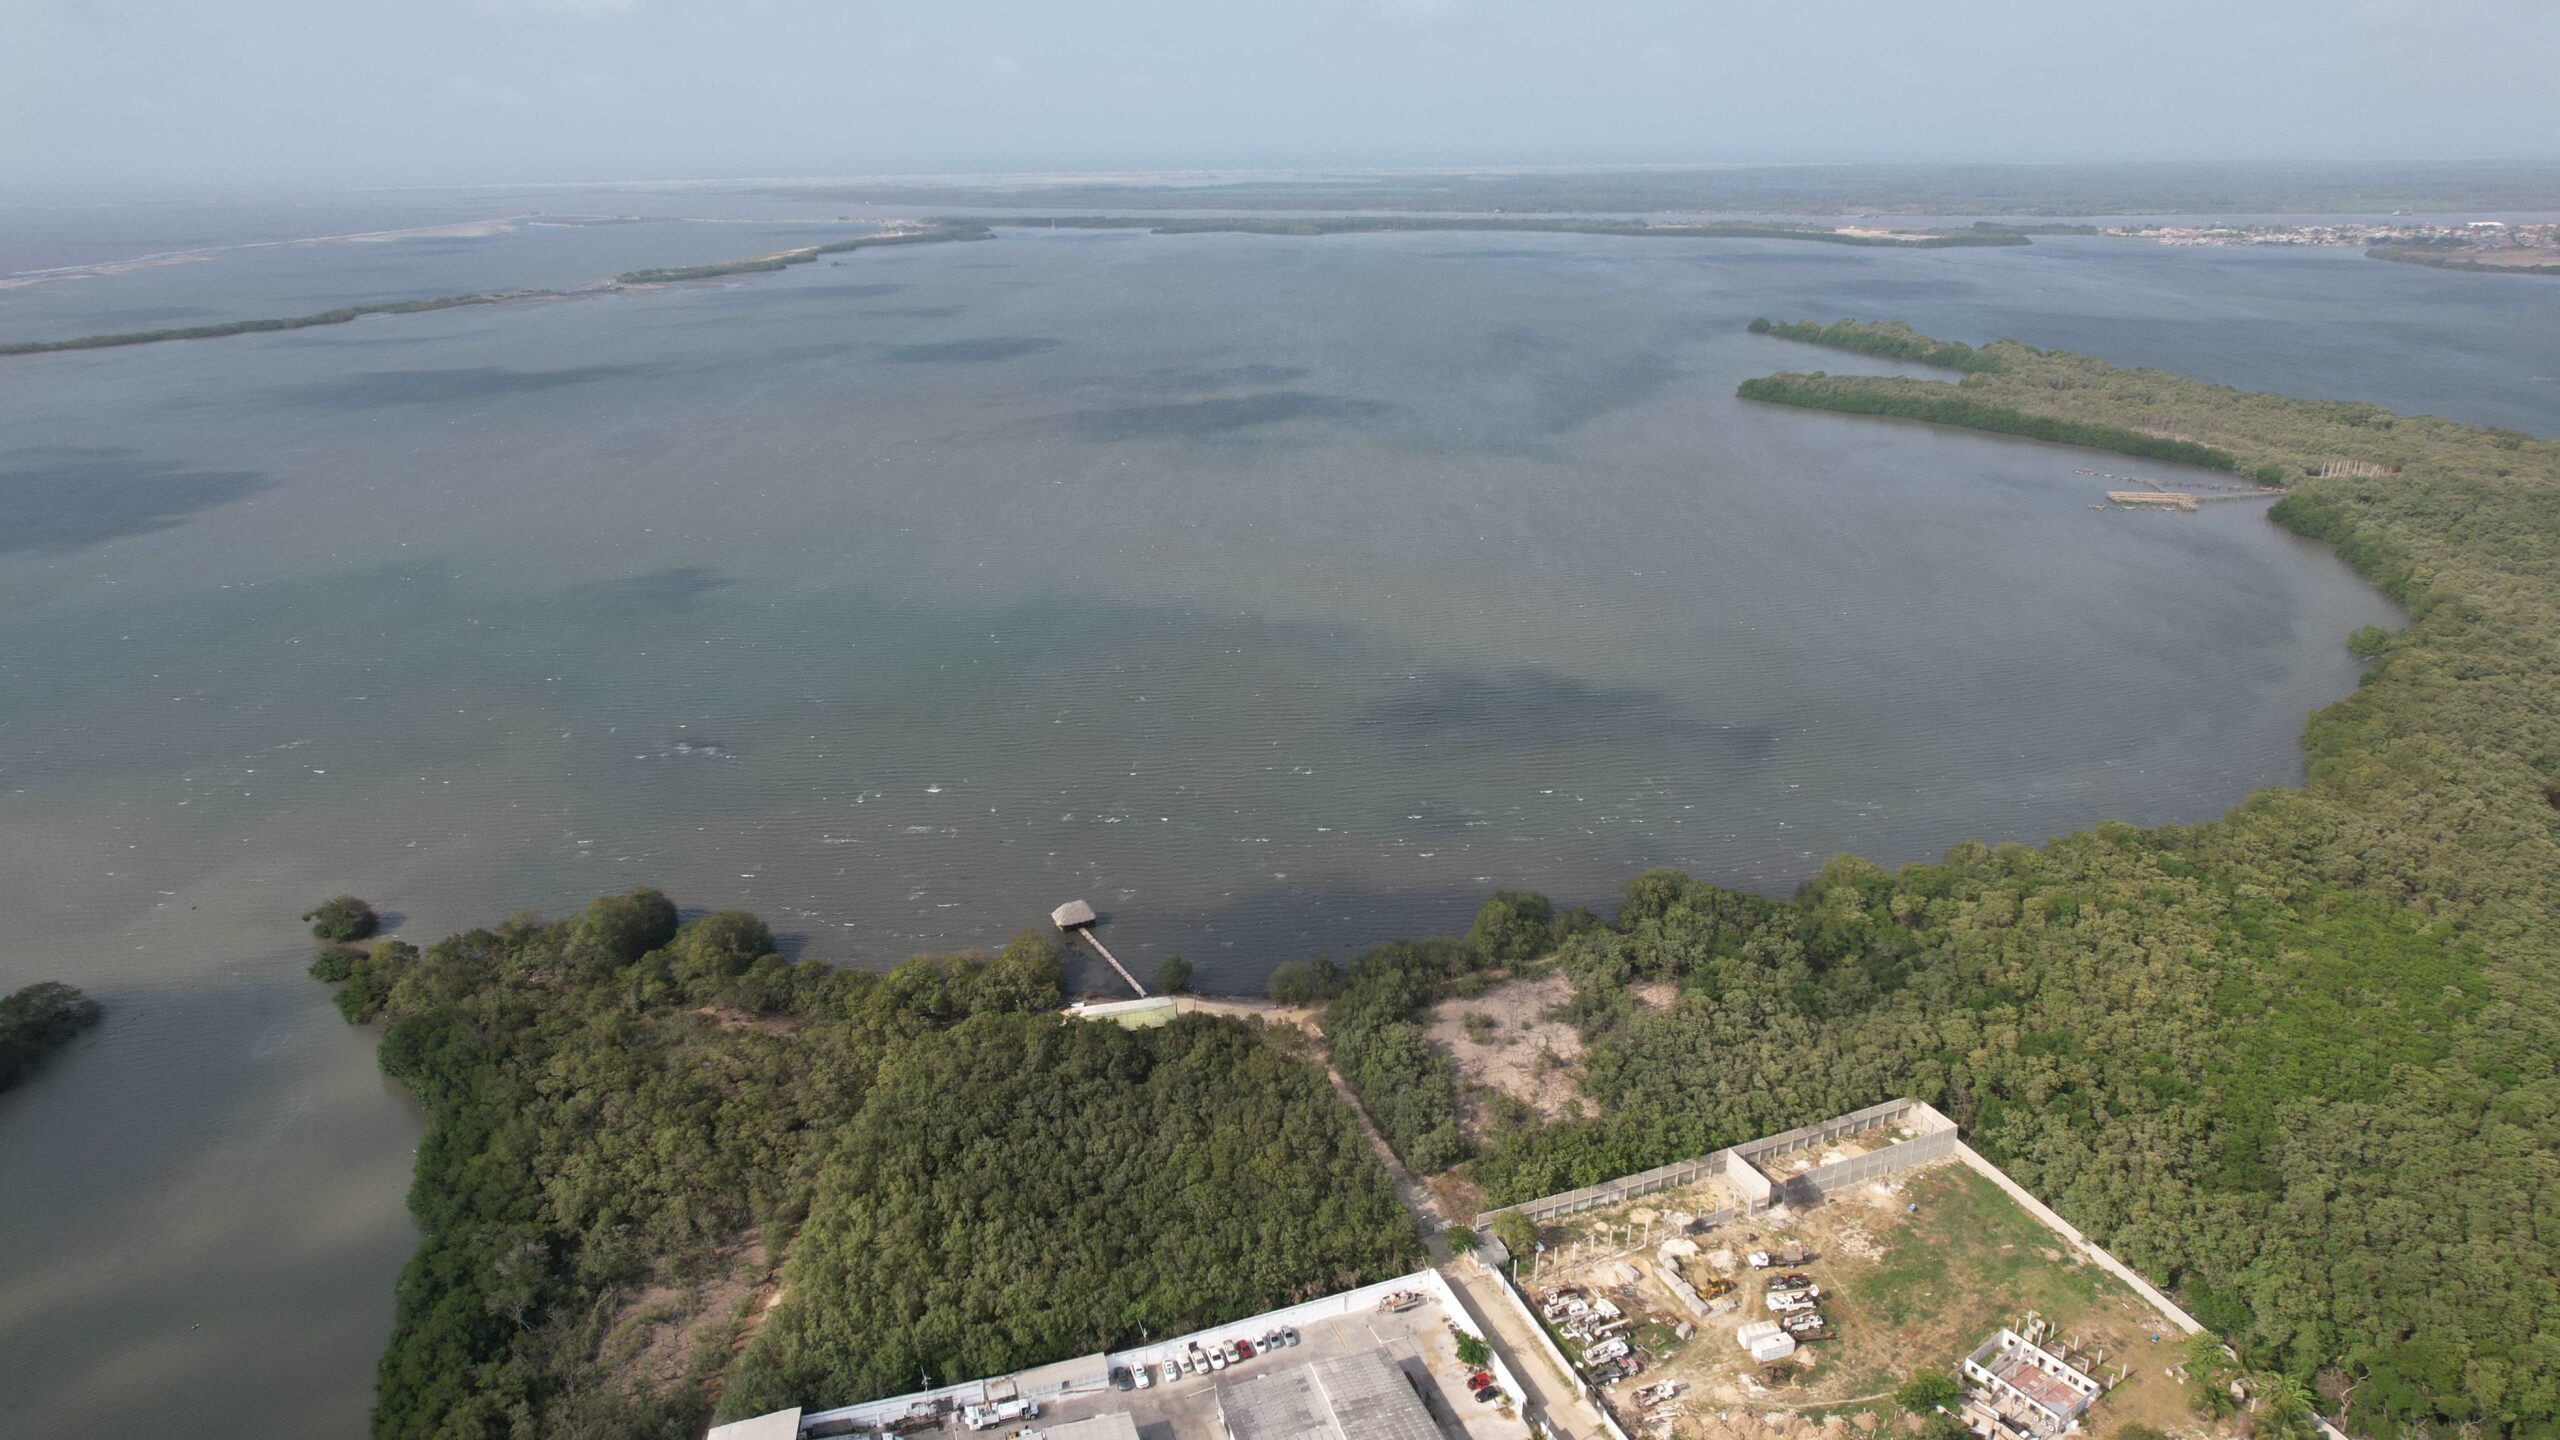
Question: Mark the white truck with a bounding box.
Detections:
[962,1400,1036,1431]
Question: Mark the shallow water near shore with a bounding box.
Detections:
[5,200,2552,1436]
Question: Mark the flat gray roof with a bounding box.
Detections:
[1220,1368,1334,1440]
[1310,1353,1443,1440]
[1217,1351,1443,1440]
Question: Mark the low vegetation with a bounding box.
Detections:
[313,891,1417,1438]
[0,293,548,357]
[1736,373,2245,472]
[0,982,104,1091]
[1746,317,2005,373]
[2366,246,2560,275]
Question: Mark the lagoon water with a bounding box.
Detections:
[3,192,2551,1436]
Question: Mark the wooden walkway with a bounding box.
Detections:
[1073,929,1147,998]
[1052,900,1147,998]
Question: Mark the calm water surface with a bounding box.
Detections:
[6,200,2552,1437]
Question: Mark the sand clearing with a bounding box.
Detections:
[1426,972,1590,1136]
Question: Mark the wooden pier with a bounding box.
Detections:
[1052,900,1147,998]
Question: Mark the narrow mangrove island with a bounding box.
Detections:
[0,292,564,357]
[607,221,992,285]
[0,223,993,358]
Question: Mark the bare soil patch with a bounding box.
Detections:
[1428,1169,1490,1227]
[1183,995,1324,1038]
[1424,973,1589,1139]
[601,1229,778,1401]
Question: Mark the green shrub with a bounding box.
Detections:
[1896,1370,1962,1414]
[302,895,379,943]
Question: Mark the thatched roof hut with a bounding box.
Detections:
[1051,899,1097,930]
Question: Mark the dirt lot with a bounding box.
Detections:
[1425,973,1590,1140]
[1515,1162,2223,1440]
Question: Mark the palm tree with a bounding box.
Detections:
[2250,1372,2320,1440]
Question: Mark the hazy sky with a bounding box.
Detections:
[8,0,2558,188]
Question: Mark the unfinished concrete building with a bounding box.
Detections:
[1960,1328,2101,1440]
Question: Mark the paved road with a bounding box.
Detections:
[1440,1258,1617,1440]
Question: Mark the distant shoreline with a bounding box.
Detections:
[969,214,2026,248]
[0,222,993,358]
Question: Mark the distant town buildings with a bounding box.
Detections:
[2108,220,2560,253]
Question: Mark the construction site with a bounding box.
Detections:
[1475,1104,2208,1440]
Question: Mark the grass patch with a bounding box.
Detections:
[1845,1168,2112,1330]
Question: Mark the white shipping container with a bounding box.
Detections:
[1735,1321,1782,1348]
[1748,1334,1799,1363]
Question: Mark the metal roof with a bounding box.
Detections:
[1310,1353,1443,1440]
[1217,1352,1443,1440]
[1220,1369,1333,1440]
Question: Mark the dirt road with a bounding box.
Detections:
[1237,1000,1617,1440]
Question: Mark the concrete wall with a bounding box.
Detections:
[1776,1124,1956,1204]
[1478,1150,1733,1228]
[1478,1255,1635,1440]
[1475,1098,1954,1234]
[1723,1150,1774,1209]
[1951,1143,2204,1337]
[1728,1098,1948,1172]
